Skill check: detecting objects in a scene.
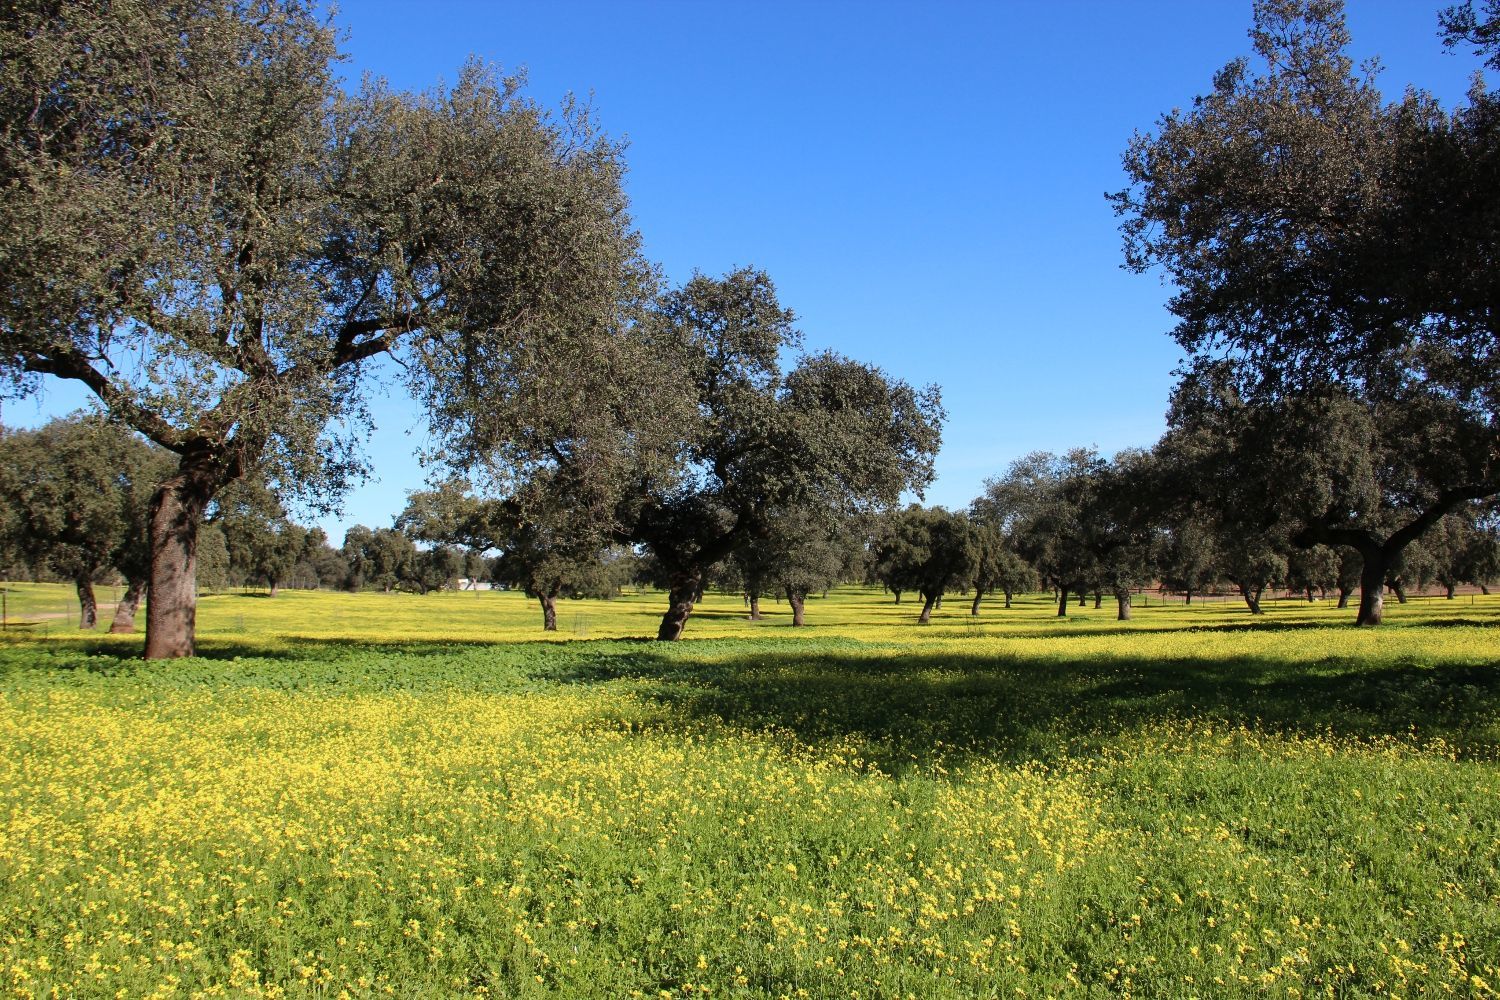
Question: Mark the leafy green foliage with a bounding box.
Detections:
[0,415,171,625]
[871,507,980,623]
[627,269,943,638]
[1115,0,1500,624]
[0,0,658,655]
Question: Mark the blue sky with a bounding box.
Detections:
[4,1,1484,541]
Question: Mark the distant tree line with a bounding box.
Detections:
[2,0,1496,645]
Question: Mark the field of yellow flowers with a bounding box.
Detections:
[1,584,1497,998]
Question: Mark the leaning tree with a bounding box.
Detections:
[625,269,943,640]
[0,1,655,656]
[1113,0,1500,625]
[871,506,980,625]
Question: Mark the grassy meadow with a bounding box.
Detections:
[0,584,1497,998]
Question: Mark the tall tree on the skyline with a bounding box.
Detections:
[0,1,656,657]
[1113,0,1500,624]
[627,269,943,640]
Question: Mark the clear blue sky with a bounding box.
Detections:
[3,1,1483,541]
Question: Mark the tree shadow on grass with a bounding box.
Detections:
[5,628,1498,771]
[546,645,1500,771]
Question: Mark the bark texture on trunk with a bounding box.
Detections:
[109,580,145,634]
[1445,583,1456,599]
[1356,551,1388,626]
[657,574,700,641]
[786,587,805,627]
[1337,587,1352,609]
[1093,592,1103,610]
[747,594,762,621]
[918,591,938,624]
[1239,583,1263,615]
[1392,583,1408,604]
[539,593,558,631]
[970,590,983,616]
[75,575,98,630]
[893,590,902,605]
[1057,588,1069,617]
[1115,590,1132,621]
[1003,589,1013,609]
[145,472,215,659]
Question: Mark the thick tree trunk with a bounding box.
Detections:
[74,574,98,630]
[787,587,805,627]
[1184,588,1193,606]
[657,573,700,641]
[1003,588,1013,609]
[268,579,280,598]
[1093,591,1103,610]
[1078,590,1087,608]
[970,589,984,616]
[1337,586,1352,609]
[1392,583,1408,604]
[918,591,938,624]
[1356,551,1388,626]
[145,470,217,659]
[1446,582,1456,600]
[747,594,762,621]
[1482,584,1492,596]
[1115,589,1132,620]
[109,579,145,634]
[893,589,902,605]
[1057,588,1069,617]
[1238,582,1263,615]
[539,593,558,631]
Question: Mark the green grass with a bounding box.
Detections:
[0,586,1497,997]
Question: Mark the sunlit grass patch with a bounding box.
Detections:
[0,586,1497,996]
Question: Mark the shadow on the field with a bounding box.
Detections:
[7,621,1499,773]
[546,645,1500,771]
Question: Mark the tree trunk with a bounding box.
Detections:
[1356,550,1388,626]
[539,593,558,631]
[1337,586,1352,609]
[1482,584,1492,596]
[1446,582,1456,600]
[74,574,98,630]
[657,573,700,641]
[145,468,217,659]
[268,579,279,598]
[1392,582,1408,604]
[1093,591,1102,610]
[1078,590,1086,608]
[893,589,902,605]
[787,587,805,627]
[1184,588,1193,606]
[1003,588,1013,609]
[747,593,762,620]
[970,589,983,616]
[918,591,938,624]
[1057,588,1069,617]
[1238,582,1263,615]
[109,579,145,634]
[1115,589,1132,621]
